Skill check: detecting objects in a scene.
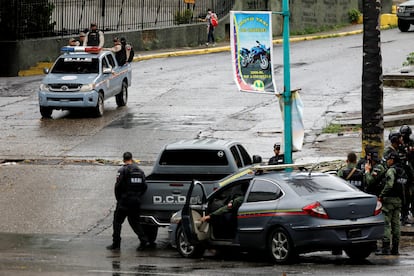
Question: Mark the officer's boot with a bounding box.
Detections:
[391,240,400,255]
[375,241,391,255]
[106,240,121,250]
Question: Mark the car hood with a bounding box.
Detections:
[400,0,414,6]
[42,73,98,84]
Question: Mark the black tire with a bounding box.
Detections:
[267,227,296,264]
[116,81,128,107]
[398,19,411,32]
[344,243,375,261]
[142,224,158,243]
[40,106,53,118]
[176,225,205,258]
[93,93,104,117]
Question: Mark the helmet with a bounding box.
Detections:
[385,151,399,162]
[400,125,412,136]
[389,132,401,144]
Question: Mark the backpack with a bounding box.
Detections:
[211,14,218,27]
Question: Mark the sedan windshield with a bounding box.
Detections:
[51,57,99,74]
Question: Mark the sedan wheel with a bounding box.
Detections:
[268,227,296,264]
[176,225,204,258]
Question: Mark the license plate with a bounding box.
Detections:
[347,228,362,239]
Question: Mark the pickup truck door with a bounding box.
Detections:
[104,53,122,97]
[181,180,208,245]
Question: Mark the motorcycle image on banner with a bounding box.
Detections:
[239,41,270,70]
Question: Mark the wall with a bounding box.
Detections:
[0,0,367,77]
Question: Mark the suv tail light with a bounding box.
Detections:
[303,202,329,219]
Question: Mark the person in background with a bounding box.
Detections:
[68,37,79,46]
[337,152,364,190]
[202,8,217,47]
[83,22,104,47]
[120,37,134,63]
[268,143,285,165]
[364,151,386,195]
[79,32,86,45]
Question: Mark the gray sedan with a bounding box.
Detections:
[169,166,385,264]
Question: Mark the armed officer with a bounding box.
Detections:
[107,152,150,251]
[83,22,105,47]
[338,152,364,190]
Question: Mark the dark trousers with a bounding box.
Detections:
[207,26,215,43]
[112,206,148,244]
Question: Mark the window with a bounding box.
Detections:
[237,145,252,166]
[51,57,99,74]
[286,174,356,196]
[247,179,282,202]
[230,146,242,168]
[102,57,109,71]
[106,54,116,68]
[159,149,229,166]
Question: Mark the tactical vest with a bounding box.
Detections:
[389,166,408,199]
[87,30,100,46]
[341,167,364,189]
[125,164,146,195]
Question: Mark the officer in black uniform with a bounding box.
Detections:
[338,151,364,190]
[268,143,285,165]
[83,22,105,47]
[107,152,150,251]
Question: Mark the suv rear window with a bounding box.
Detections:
[159,149,229,166]
[51,57,99,74]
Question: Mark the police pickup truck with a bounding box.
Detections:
[38,46,131,118]
[140,138,262,242]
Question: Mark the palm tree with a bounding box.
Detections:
[362,0,384,157]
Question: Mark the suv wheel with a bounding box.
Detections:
[116,81,128,107]
[93,93,104,117]
[40,107,53,118]
[398,19,411,32]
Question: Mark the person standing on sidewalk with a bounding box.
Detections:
[107,152,151,251]
[376,151,407,255]
[203,9,217,47]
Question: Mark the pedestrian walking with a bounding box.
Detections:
[83,22,105,47]
[202,9,217,46]
[107,152,151,251]
[376,151,407,255]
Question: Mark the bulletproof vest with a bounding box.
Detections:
[125,164,146,194]
[341,167,364,189]
[87,30,100,46]
[391,166,408,199]
[115,44,126,66]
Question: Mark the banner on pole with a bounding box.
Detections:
[230,11,277,94]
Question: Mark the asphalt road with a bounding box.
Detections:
[2,27,414,274]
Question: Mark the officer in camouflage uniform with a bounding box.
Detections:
[364,151,386,196]
[399,125,414,225]
[377,151,406,255]
[338,152,364,190]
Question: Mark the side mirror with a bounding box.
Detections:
[252,155,262,164]
[43,68,49,74]
[103,67,112,74]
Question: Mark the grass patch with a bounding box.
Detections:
[322,123,361,134]
[291,24,348,36]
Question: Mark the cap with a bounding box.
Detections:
[69,37,76,42]
[113,37,120,42]
[274,143,281,149]
[90,22,97,27]
[79,32,85,37]
[389,131,401,143]
[370,151,380,162]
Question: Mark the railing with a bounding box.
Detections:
[0,0,235,40]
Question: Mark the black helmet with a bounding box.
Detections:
[385,151,399,162]
[389,132,401,143]
[400,125,412,136]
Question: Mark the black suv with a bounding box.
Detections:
[397,0,414,32]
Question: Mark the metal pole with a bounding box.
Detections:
[282,0,292,164]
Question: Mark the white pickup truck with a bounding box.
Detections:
[139,138,262,243]
[38,46,131,118]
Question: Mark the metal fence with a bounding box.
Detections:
[0,0,235,40]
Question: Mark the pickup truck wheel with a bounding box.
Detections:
[176,225,205,258]
[398,19,410,32]
[40,107,53,118]
[142,225,158,243]
[116,82,128,107]
[93,93,104,117]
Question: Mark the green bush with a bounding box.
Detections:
[348,9,361,24]
[403,52,414,66]
[174,9,193,25]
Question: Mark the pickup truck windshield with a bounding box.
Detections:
[159,149,229,166]
[51,57,99,74]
